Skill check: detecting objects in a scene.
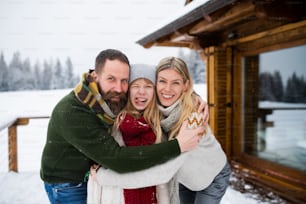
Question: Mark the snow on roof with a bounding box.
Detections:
[135,0,210,42]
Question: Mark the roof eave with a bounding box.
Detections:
[136,0,237,48]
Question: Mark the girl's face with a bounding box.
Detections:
[157,68,188,107]
[129,78,154,111]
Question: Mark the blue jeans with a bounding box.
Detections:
[179,162,231,204]
[44,182,87,204]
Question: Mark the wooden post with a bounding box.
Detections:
[8,124,18,172]
[8,118,29,172]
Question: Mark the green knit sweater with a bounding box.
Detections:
[40,91,180,183]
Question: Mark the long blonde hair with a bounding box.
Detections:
[156,57,198,140]
[115,78,162,143]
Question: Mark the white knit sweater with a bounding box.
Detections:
[87,126,227,204]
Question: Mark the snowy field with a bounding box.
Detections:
[0,86,286,204]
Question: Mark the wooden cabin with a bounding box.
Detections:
[137,0,306,203]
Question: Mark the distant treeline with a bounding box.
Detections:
[0,52,79,92]
[259,71,306,103]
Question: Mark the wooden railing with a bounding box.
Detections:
[7,116,49,172]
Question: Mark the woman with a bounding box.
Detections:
[89,57,230,204]
[156,57,231,204]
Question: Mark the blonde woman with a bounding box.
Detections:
[156,57,230,204]
[90,57,229,204]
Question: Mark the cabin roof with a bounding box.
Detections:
[137,0,306,49]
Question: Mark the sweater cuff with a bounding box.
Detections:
[171,139,181,153]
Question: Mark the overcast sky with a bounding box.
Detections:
[0,0,190,75]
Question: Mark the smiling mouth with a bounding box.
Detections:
[161,94,174,99]
[110,96,120,102]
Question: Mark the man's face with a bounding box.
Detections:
[95,59,129,114]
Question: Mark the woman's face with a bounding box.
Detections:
[157,68,188,107]
[129,78,154,111]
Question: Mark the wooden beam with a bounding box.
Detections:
[15,118,29,126]
[232,155,306,203]
[224,19,306,47]
[153,41,193,48]
[189,0,255,34]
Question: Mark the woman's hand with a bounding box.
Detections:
[194,95,209,126]
[176,120,204,152]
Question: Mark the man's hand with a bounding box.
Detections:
[176,120,204,152]
[90,164,100,182]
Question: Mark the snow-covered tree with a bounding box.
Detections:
[52,59,64,89]
[8,52,24,91]
[0,52,9,91]
[178,49,205,84]
[41,60,53,90]
[272,71,283,101]
[33,61,42,90]
[64,57,78,88]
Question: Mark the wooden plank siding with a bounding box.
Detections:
[205,47,232,156]
[243,55,259,154]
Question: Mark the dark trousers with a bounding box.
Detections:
[179,162,231,204]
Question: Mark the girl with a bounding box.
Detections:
[117,64,161,204]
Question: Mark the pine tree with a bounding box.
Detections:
[8,52,24,91]
[65,57,77,88]
[53,59,63,89]
[259,72,275,101]
[303,76,306,103]
[284,72,300,103]
[22,58,35,90]
[33,61,42,90]
[272,71,283,101]
[0,52,9,91]
[41,60,53,90]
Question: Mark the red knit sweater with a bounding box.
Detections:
[119,114,158,204]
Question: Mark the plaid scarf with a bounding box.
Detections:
[74,72,116,128]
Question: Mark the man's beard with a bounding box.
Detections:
[101,91,127,115]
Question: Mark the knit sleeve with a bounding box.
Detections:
[56,95,181,173]
[94,153,188,188]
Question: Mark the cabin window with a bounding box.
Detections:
[242,44,306,172]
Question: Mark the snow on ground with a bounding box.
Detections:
[0,86,283,203]
[0,171,268,204]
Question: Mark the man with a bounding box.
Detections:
[40,49,207,204]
